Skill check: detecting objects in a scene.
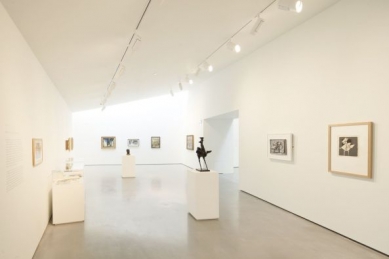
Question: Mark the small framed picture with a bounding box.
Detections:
[128,139,140,147]
[328,122,373,178]
[186,135,194,150]
[151,136,160,148]
[267,134,293,161]
[65,137,74,151]
[101,136,116,149]
[32,138,43,166]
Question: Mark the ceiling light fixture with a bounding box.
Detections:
[179,82,183,90]
[278,0,303,13]
[186,75,194,84]
[250,15,265,35]
[114,64,125,80]
[99,0,152,107]
[226,40,241,53]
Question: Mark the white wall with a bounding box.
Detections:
[185,0,389,254]
[0,3,72,259]
[72,92,187,165]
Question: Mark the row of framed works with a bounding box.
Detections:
[268,122,373,179]
[101,136,161,149]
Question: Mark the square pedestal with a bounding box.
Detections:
[122,155,136,178]
[187,169,219,220]
[52,178,85,224]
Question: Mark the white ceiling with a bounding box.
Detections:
[1,0,340,112]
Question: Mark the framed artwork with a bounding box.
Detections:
[186,135,194,150]
[65,137,73,151]
[32,138,43,166]
[128,139,140,147]
[101,136,116,149]
[267,134,293,161]
[151,136,160,148]
[328,122,373,178]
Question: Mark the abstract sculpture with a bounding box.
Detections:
[126,149,130,155]
[196,137,212,172]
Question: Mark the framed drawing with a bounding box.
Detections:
[65,137,74,151]
[328,122,373,178]
[101,136,116,149]
[186,135,194,150]
[151,136,160,148]
[128,139,140,147]
[267,134,293,161]
[32,138,43,166]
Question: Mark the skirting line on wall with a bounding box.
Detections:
[240,190,389,257]
[85,163,193,169]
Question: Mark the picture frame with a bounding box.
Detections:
[328,122,373,178]
[128,139,140,147]
[151,136,160,149]
[267,134,293,161]
[32,138,43,166]
[186,135,194,150]
[101,136,116,149]
[65,137,73,151]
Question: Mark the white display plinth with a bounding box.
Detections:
[52,177,85,225]
[187,169,219,220]
[122,155,136,178]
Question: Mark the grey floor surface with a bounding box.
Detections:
[33,165,387,259]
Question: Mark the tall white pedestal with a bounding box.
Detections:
[187,169,219,220]
[52,178,85,225]
[122,155,136,178]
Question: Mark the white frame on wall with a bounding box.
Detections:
[267,133,293,161]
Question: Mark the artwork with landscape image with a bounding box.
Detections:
[151,136,160,148]
[128,139,139,147]
[101,136,116,149]
[32,138,43,166]
[269,139,287,155]
[339,137,358,157]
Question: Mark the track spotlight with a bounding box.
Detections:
[114,65,125,80]
[132,34,142,51]
[201,61,213,72]
[278,0,303,13]
[195,67,201,76]
[170,89,174,97]
[101,105,106,111]
[251,16,265,35]
[227,41,241,53]
[179,82,183,90]
[186,75,194,85]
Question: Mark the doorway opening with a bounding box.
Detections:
[203,110,239,183]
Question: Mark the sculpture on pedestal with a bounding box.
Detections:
[126,149,130,155]
[196,137,212,172]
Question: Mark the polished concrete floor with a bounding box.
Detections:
[34,165,387,259]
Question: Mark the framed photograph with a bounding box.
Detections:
[128,139,140,147]
[328,122,373,178]
[186,135,194,150]
[151,136,160,148]
[65,137,73,151]
[32,138,43,166]
[101,136,116,149]
[267,134,293,161]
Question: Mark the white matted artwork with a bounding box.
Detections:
[328,122,373,178]
[128,139,140,147]
[267,134,293,161]
[32,138,43,166]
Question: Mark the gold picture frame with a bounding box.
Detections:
[32,138,43,167]
[186,135,194,150]
[151,136,160,148]
[328,122,373,178]
[101,136,116,149]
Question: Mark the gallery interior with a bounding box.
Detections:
[1,0,388,258]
